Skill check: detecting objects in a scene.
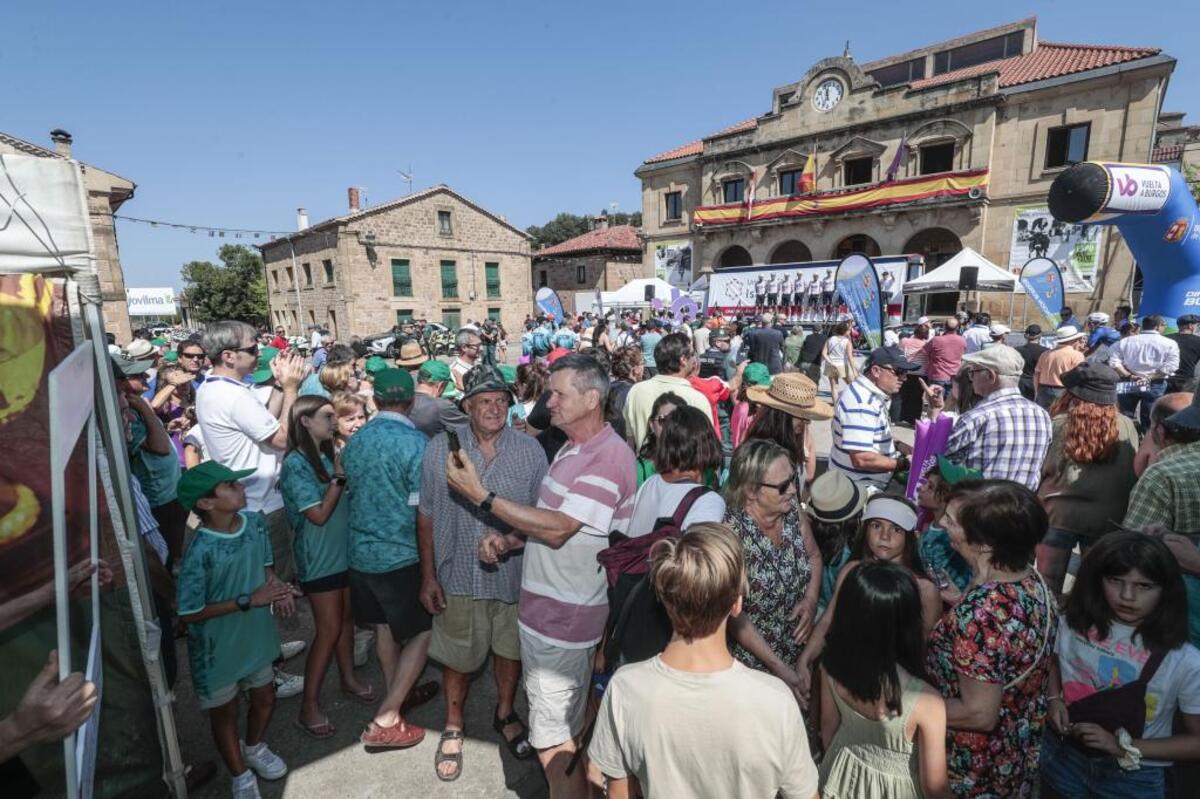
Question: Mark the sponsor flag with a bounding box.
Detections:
[534,286,566,320]
[834,253,884,349]
[798,153,816,194]
[1019,257,1066,329]
[885,135,909,182]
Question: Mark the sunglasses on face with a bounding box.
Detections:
[180,351,204,359]
[230,344,259,356]
[757,477,796,495]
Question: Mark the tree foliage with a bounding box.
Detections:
[526,210,643,250]
[180,244,268,325]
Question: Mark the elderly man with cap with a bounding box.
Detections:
[402,348,469,439]
[932,345,1051,490]
[1167,313,1200,392]
[829,347,919,492]
[1111,314,1181,431]
[1032,325,1086,409]
[417,365,549,780]
[340,368,436,749]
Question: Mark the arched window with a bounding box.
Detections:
[768,240,813,264]
[832,234,881,259]
[717,245,753,269]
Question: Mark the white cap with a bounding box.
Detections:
[1087,312,1110,324]
[989,323,1011,337]
[916,316,931,326]
[883,330,900,347]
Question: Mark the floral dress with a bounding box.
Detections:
[724,505,813,671]
[926,573,1057,798]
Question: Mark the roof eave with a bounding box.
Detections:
[999,52,1176,96]
[636,153,700,175]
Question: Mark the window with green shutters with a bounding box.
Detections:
[487,307,502,323]
[396,309,414,324]
[442,308,462,329]
[391,259,412,297]
[440,260,458,298]
[485,262,501,298]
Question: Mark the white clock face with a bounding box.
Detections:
[812,78,844,112]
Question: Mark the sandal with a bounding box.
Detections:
[294,716,335,740]
[341,684,376,704]
[400,680,439,713]
[493,708,534,760]
[434,729,464,782]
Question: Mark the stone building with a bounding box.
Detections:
[532,222,646,314]
[1152,111,1200,174]
[636,17,1176,320]
[0,128,136,340]
[261,185,533,338]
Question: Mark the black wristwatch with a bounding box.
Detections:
[332,474,348,487]
[479,491,497,513]
[236,594,251,612]
[894,453,910,473]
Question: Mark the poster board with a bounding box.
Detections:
[1008,205,1106,292]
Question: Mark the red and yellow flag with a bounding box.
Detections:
[798,153,816,194]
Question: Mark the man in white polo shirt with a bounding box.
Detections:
[447,353,635,798]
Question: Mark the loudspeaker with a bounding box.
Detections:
[958,266,979,291]
[644,285,655,301]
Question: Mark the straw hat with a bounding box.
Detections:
[1053,326,1085,345]
[746,373,833,421]
[394,339,429,367]
[808,470,866,523]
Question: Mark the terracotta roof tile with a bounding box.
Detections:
[1152,144,1185,163]
[910,42,1160,90]
[643,118,758,164]
[533,225,642,259]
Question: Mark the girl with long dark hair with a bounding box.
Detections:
[819,561,952,799]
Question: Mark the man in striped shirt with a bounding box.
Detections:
[447,353,635,798]
[830,348,919,491]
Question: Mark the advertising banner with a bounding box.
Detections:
[125,287,177,316]
[834,253,884,349]
[1019,257,1067,329]
[703,256,908,314]
[1007,206,1105,293]
[534,286,566,320]
[654,239,692,289]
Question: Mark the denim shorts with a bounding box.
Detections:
[1040,729,1165,798]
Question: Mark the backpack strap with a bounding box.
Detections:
[1138,649,1168,684]
[670,486,712,531]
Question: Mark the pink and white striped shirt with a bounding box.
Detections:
[519,424,636,648]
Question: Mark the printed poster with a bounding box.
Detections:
[654,239,692,289]
[1008,205,1106,293]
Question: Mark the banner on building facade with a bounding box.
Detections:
[1019,257,1067,329]
[126,287,177,316]
[1007,205,1105,293]
[654,239,692,289]
[835,253,884,349]
[703,257,908,314]
[693,169,989,226]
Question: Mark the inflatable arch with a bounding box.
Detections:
[1048,162,1200,330]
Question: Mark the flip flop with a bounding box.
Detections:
[341,684,376,704]
[434,729,464,782]
[294,716,335,740]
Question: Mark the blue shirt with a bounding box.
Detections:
[312,347,328,370]
[298,372,329,398]
[280,451,349,582]
[340,411,427,573]
[640,332,663,367]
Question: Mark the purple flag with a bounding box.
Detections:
[905,415,954,505]
[885,135,908,182]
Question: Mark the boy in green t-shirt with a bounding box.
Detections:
[176,463,296,799]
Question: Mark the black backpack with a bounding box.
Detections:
[597,486,711,673]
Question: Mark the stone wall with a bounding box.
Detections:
[534,253,651,314]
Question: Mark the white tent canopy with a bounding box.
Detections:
[902,246,1025,294]
[0,154,93,274]
[574,277,677,312]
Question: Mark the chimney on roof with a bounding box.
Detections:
[297,208,309,231]
[49,129,72,158]
[348,187,361,213]
[594,214,609,231]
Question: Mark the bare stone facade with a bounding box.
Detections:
[636,17,1176,324]
[261,186,533,338]
[0,129,135,340]
[532,223,647,314]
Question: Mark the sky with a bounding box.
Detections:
[6,1,1199,290]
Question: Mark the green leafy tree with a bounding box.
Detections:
[526,210,643,250]
[1184,162,1200,205]
[180,244,268,325]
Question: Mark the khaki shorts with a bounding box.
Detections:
[824,361,851,381]
[429,595,520,673]
[263,508,295,584]
[197,662,274,710]
[520,628,595,750]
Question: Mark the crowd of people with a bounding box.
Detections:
[27,302,1199,799]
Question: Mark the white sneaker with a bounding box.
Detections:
[353,628,374,667]
[273,670,304,699]
[231,769,261,799]
[279,640,306,661]
[240,741,288,781]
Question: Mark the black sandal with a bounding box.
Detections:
[435,729,464,782]
[493,708,534,760]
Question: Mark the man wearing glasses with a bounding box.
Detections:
[930,345,1052,490]
[829,347,919,492]
[450,329,483,393]
[175,339,209,392]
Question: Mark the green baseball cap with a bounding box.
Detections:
[364,355,389,374]
[743,362,772,387]
[936,455,983,486]
[151,337,168,346]
[162,350,179,364]
[497,364,517,385]
[251,346,279,384]
[177,462,255,512]
[373,368,415,403]
[418,360,452,383]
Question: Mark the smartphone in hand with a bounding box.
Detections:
[447,429,463,467]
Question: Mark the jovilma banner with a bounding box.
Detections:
[835,253,884,349]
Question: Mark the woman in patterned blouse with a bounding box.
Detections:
[722,439,823,702]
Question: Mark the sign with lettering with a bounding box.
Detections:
[126,287,177,316]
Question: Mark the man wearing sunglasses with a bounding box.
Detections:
[829,347,919,491]
[176,339,209,392]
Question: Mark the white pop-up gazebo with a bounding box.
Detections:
[902,247,1025,294]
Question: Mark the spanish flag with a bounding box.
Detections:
[798,152,816,194]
